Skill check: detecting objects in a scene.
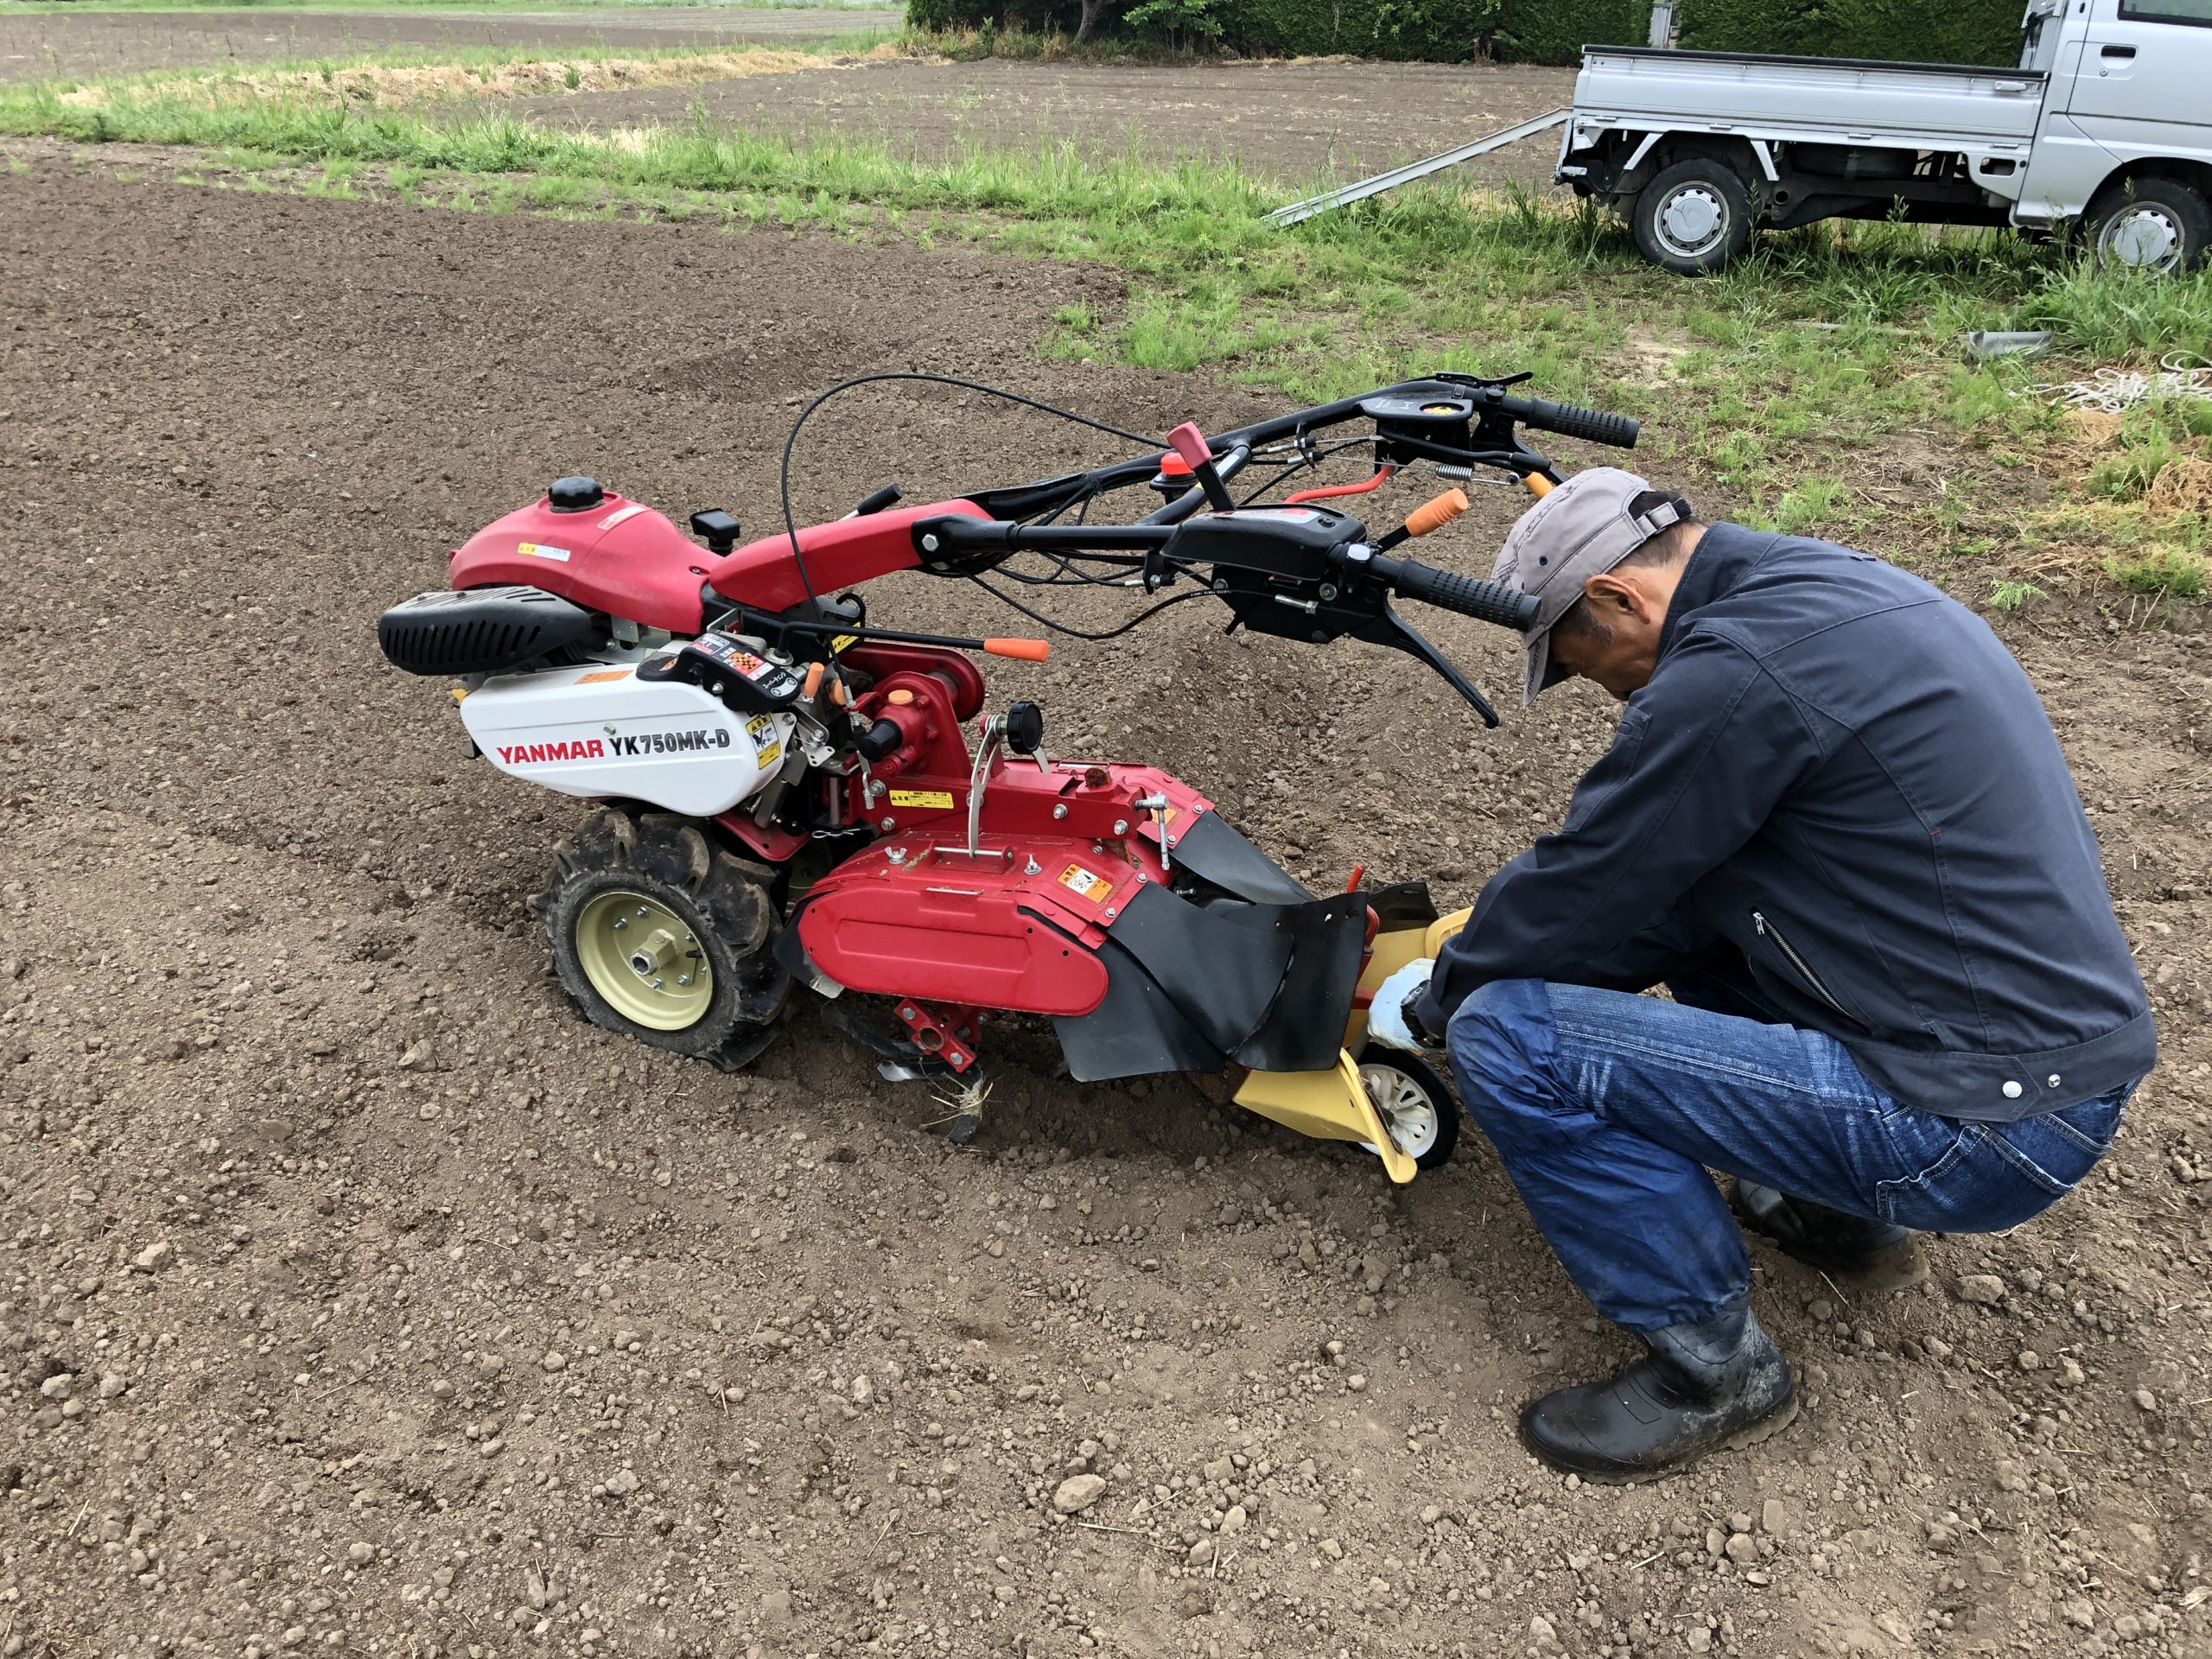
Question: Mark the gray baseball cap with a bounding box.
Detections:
[1489,467,1691,705]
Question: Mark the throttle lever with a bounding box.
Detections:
[1166,422,1236,513]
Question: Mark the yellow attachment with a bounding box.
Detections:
[1341,906,1473,1051]
[1235,1052,1417,1184]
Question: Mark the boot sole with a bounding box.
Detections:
[1534,1390,1802,1487]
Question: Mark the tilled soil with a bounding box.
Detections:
[2,162,2209,1659]
[0,4,897,85]
[459,56,1576,186]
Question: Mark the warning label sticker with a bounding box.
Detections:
[888,789,956,810]
[1058,864,1116,904]
[746,715,782,769]
[575,667,632,685]
[517,542,572,563]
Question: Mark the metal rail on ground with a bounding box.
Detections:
[1261,107,1573,228]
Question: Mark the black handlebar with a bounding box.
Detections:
[1493,391,1641,452]
[1366,552,1537,631]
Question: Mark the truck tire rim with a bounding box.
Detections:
[2101,206,2181,272]
[1361,1062,1440,1159]
[1656,185,1727,258]
[575,889,713,1031]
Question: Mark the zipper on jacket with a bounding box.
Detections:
[1751,910,1855,1021]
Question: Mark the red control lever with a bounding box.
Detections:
[1164,421,1236,513]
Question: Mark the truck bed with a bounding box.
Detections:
[1572,46,2045,149]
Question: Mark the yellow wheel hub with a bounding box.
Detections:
[575,889,713,1032]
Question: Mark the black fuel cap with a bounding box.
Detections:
[548,475,604,512]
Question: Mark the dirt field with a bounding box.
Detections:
[469,56,1575,185]
[0,5,898,84]
[2,148,2210,1659]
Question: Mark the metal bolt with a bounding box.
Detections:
[652,978,665,991]
[1113,819,1128,836]
[1052,804,1068,820]
[1318,582,1338,601]
[880,817,896,831]
[1024,858,1042,876]
[921,533,940,553]
[612,917,627,931]
[2047,1074,2063,1088]
[887,848,907,865]
[1103,907,1116,921]
[677,975,692,987]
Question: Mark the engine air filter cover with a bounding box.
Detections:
[378,585,605,677]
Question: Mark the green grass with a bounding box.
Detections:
[2106,547,2208,600]
[9,56,2210,600]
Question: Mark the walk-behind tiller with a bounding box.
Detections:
[378,373,1640,1180]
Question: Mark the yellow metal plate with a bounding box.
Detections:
[1234,1050,1417,1184]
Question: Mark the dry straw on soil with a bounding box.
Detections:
[62,43,913,111]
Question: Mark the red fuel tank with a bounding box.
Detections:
[449,490,710,634]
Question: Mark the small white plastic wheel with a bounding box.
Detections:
[1357,1049,1460,1170]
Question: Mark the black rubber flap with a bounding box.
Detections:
[1108,881,1294,1054]
[1243,890,1368,1071]
[1106,880,1367,1073]
[1052,934,1225,1083]
[1170,811,1313,906]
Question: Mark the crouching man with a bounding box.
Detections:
[1369,468,2153,1481]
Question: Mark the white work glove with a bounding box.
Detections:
[1366,958,1439,1052]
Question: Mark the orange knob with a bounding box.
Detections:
[1402,487,1471,539]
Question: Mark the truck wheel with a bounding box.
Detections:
[2089,178,2209,275]
[1357,1048,1460,1170]
[533,809,790,1070]
[1632,160,1754,276]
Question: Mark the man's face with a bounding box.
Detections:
[1542,529,1701,702]
[1547,580,1670,702]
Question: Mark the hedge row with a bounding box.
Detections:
[1678,0,2024,67]
[906,0,1652,66]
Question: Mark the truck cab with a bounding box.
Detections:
[1558,0,2212,273]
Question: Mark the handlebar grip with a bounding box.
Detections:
[1391,559,1538,631]
[1502,393,1641,451]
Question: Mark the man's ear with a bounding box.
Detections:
[1582,569,1643,618]
[1584,568,1664,623]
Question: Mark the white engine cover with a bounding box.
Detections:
[460,661,793,817]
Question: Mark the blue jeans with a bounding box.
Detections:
[1445,978,2132,1333]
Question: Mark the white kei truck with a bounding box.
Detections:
[1268,0,2212,275]
[1565,0,2212,272]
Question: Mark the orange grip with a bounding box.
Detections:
[983,638,1050,663]
[1402,487,1471,539]
[802,661,826,699]
[1521,472,1554,499]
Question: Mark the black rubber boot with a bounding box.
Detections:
[1730,1179,1929,1291]
[1520,1299,1797,1482]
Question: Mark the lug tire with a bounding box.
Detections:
[532,809,790,1071]
[2088,177,2210,275]
[1632,160,1755,276]
[1357,1048,1461,1170]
